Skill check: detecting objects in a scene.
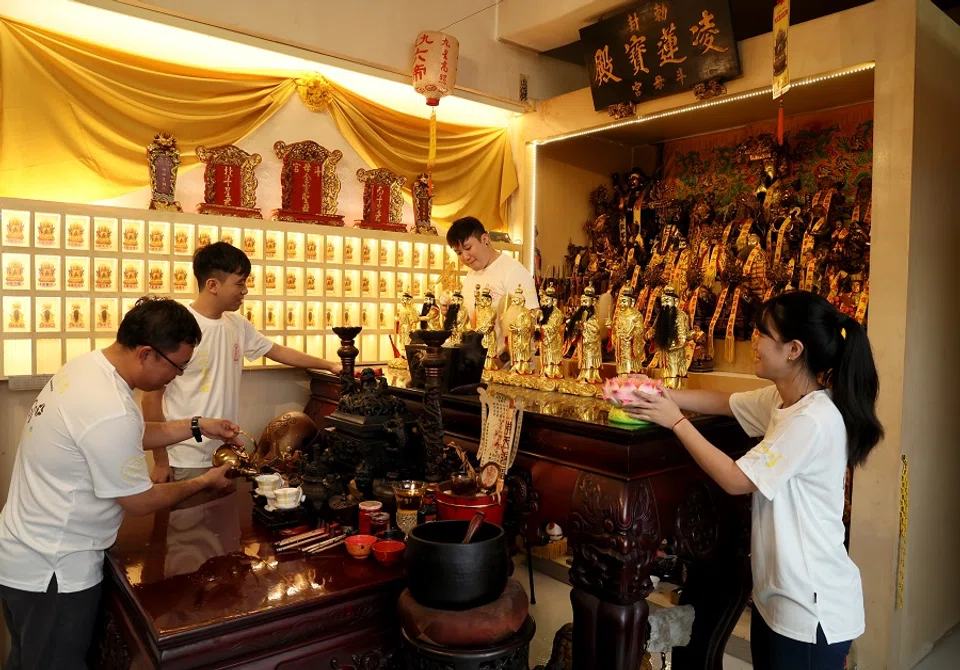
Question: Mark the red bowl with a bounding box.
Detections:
[345,534,377,559]
[372,540,405,566]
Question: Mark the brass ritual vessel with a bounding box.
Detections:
[212,429,263,479]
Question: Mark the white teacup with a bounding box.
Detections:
[255,473,283,493]
[274,486,304,508]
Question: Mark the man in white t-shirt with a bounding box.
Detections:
[146,242,342,483]
[0,297,237,669]
[446,217,539,355]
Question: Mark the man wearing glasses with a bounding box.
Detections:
[0,297,240,668]
[144,242,342,485]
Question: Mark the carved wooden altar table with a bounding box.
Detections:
[93,484,403,669]
[307,370,754,670]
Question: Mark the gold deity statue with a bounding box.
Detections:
[574,286,603,384]
[647,286,693,389]
[419,292,443,331]
[537,285,565,381]
[475,287,499,371]
[390,291,421,369]
[507,285,539,376]
[611,287,645,376]
[444,290,471,346]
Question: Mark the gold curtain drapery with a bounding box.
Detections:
[0,17,296,204]
[310,76,517,228]
[0,17,518,229]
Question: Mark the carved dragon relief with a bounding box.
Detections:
[673,481,720,561]
[567,474,660,605]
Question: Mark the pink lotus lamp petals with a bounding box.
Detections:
[602,375,663,406]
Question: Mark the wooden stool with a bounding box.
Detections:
[399,578,535,669]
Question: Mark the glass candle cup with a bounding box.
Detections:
[393,480,426,537]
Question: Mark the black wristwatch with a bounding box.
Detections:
[190,416,203,442]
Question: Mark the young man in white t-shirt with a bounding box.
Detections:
[0,297,237,669]
[146,242,341,483]
[446,217,539,354]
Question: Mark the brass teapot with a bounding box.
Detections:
[212,430,261,478]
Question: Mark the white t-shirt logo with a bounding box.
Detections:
[233,342,241,363]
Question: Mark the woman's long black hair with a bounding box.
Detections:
[756,291,883,467]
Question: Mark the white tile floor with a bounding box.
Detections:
[515,555,751,669]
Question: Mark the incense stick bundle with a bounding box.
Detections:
[303,534,347,554]
[274,525,330,548]
[275,531,333,552]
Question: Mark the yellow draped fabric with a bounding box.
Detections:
[0,17,518,229]
[317,77,517,228]
[0,17,296,203]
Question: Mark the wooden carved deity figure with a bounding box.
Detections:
[475,288,499,371]
[611,286,645,376]
[744,133,789,238]
[442,290,471,346]
[507,286,540,376]
[647,286,693,390]
[146,133,182,212]
[739,233,769,300]
[766,206,802,272]
[721,195,758,258]
[613,167,649,250]
[687,194,715,258]
[852,177,873,232]
[412,173,438,235]
[802,165,844,258]
[537,284,565,381]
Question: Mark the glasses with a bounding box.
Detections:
[150,346,188,373]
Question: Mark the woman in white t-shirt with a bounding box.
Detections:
[620,291,882,670]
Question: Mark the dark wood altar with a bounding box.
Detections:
[307,370,755,670]
[94,484,403,669]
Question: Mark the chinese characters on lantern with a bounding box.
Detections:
[581,0,741,110]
